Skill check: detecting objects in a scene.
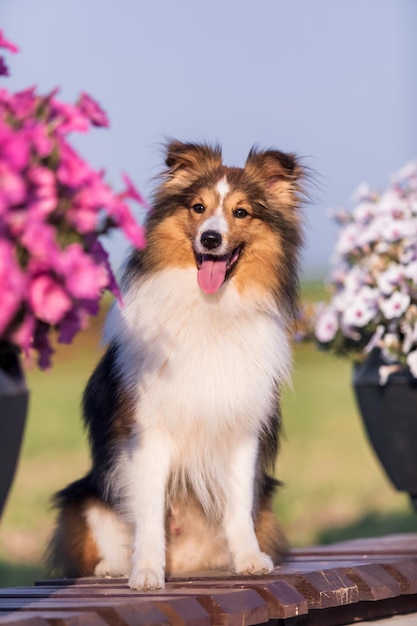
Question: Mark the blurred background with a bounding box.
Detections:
[1,0,416,585]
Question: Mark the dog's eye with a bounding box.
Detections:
[233,208,249,219]
[192,203,205,214]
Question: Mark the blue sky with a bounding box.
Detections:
[2,0,416,278]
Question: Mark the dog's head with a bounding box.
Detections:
[140,140,305,312]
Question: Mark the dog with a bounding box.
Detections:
[47,140,305,590]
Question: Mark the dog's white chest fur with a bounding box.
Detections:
[107,267,290,434]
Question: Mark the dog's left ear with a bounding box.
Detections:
[161,140,223,190]
[244,148,304,209]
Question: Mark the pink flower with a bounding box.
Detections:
[0,240,26,335]
[56,140,94,188]
[6,87,37,120]
[108,197,146,249]
[77,92,109,128]
[0,31,19,54]
[20,220,60,261]
[26,122,53,158]
[121,173,147,207]
[29,274,72,324]
[59,243,109,300]
[26,166,57,217]
[67,175,114,233]
[0,161,26,212]
[75,173,115,209]
[11,313,34,356]
[0,58,9,77]
[50,97,89,134]
[0,30,147,367]
[86,238,121,302]
[0,32,18,75]
[0,121,31,171]
[67,205,99,233]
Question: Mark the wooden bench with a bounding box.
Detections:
[1,534,417,625]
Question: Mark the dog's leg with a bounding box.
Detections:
[223,436,274,575]
[128,428,172,591]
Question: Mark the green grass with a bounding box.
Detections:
[0,287,415,587]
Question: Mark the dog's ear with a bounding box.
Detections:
[244,148,304,211]
[162,140,223,189]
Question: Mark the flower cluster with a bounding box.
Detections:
[0,31,146,368]
[315,160,417,378]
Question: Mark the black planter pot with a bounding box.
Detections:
[353,348,417,510]
[0,342,29,519]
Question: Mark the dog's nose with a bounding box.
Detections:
[200,230,222,250]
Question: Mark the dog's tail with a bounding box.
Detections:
[46,473,101,578]
[255,473,289,564]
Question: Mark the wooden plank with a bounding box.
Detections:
[292,534,417,557]
[0,590,268,626]
[233,580,308,620]
[344,563,401,601]
[35,579,125,588]
[96,603,171,626]
[0,614,51,625]
[153,597,211,626]
[0,597,168,614]
[166,579,309,620]
[275,567,358,608]
[0,583,303,622]
[194,589,269,626]
[295,594,417,626]
[381,560,417,594]
[0,599,178,626]
[39,613,109,626]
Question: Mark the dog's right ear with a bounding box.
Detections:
[162,140,223,189]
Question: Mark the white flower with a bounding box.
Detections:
[343,298,376,328]
[404,260,417,282]
[351,182,375,204]
[380,291,411,320]
[358,285,379,304]
[400,244,417,265]
[315,159,417,365]
[343,265,368,293]
[402,322,417,354]
[392,160,417,189]
[378,189,410,219]
[380,216,411,242]
[334,222,362,256]
[407,350,417,378]
[353,201,376,224]
[315,307,338,343]
[377,264,404,295]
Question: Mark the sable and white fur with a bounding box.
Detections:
[47,141,304,590]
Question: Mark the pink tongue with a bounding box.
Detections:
[197,258,228,294]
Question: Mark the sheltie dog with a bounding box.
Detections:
[47,140,305,590]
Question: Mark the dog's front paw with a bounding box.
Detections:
[234,551,274,575]
[129,564,165,590]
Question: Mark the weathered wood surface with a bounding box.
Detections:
[0,534,417,625]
